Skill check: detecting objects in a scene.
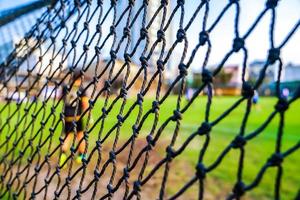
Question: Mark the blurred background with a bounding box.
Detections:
[0,0,299,200]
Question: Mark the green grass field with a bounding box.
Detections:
[0,96,299,199]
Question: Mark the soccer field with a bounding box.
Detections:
[0,96,299,199]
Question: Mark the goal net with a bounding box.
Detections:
[0,0,299,199]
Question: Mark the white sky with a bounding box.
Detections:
[179,0,300,69]
[1,0,299,69]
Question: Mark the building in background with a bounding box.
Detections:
[116,0,173,73]
[0,37,67,101]
[248,61,300,96]
[269,63,300,96]
[248,60,275,83]
[282,63,300,82]
[0,40,14,63]
[190,65,245,96]
[212,65,244,96]
[247,60,275,95]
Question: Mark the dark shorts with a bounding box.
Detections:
[64,120,83,133]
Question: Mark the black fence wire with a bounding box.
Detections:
[0,0,299,199]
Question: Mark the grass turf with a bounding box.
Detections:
[0,96,299,199]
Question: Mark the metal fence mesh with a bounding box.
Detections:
[0,0,299,199]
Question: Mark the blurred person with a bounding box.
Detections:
[185,86,193,101]
[252,90,259,105]
[59,69,90,167]
[252,90,262,111]
[185,78,194,101]
[282,88,289,99]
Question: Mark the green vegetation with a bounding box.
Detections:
[0,96,299,199]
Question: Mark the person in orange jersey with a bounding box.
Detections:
[59,69,90,166]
